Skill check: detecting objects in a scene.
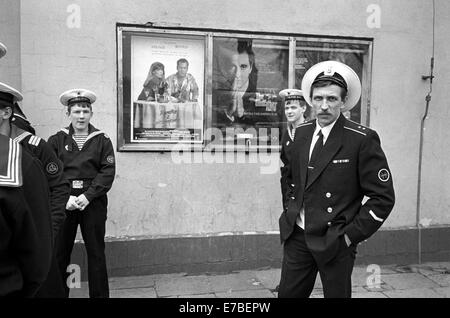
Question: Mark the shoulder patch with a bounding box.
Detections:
[344,126,367,136]
[378,168,390,182]
[28,135,42,147]
[346,119,370,131]
[13,131,32,143]
[46,162,59,175]
[106,155,115,164]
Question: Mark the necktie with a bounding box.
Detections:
[307,130,323,181]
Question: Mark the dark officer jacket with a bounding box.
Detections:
[279,114,395,264]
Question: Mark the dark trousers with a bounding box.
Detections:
[278,225,356,298]
[35,248,65,298]
[56,195,109,298]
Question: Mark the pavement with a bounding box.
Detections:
[70,261,450,298]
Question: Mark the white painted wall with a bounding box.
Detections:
[3,0,448,237]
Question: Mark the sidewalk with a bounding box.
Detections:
[70,261,450,298]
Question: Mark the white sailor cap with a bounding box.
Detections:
[59,88,97,107]
[301,60,361,112]
[0,82,23,106]
[0,42,6,59]
[279,89,305,101]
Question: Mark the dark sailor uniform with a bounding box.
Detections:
[0,135,52,297]
[11,125,70,298]
[280,124,299,212]
[48,123,115,298]
[12,125,69,238]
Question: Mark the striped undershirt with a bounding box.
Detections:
[73,134,88,150]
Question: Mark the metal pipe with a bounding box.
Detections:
[417,0,435,264]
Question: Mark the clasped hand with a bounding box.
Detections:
[66,194,90,211]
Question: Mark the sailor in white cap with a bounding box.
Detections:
[0,81,70,297]
[0,84,54,297]
[279,89,308,141]
[278,88,308,212]
[278,61,395,298]
[0,42,6,59]
[48,88,115,298]
[0,135,53,297]
[0,44,38,134]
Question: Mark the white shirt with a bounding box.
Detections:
[296,118,339,229]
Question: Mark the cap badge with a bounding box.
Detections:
[325,66,334,76]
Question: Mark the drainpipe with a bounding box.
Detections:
[417,0,435,264]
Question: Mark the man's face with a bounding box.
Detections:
[0,106,12,135]
[177,62,188,78]
[231,52,252,92]
[68,103,92,132]
[311,84,346,127]
[284,100,306,124]
[0,106,12,121]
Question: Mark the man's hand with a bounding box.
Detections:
[66,195,81,211]
[75,194,90,211]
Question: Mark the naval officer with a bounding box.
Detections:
[278,61,395,298]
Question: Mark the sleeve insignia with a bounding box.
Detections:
[46,162,59,175]
[378,168,390,182]
[106,155,115,164]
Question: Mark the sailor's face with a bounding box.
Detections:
[284,100,306,124]
[0,106,13,129]
[68,103,92,132]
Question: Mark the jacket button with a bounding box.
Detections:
[327,207,333,213]
[326,192,331,198]
[291,196,295,200]
[327,222,331,226]
[291,184,295,187]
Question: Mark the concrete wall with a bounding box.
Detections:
[12,0,450,242]
[0,0,21,89]
[419,0,450,227]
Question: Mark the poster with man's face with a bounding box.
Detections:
[211,37,289,146]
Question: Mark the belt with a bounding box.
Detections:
[70,179,92,189]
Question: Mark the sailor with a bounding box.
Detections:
[48,88,116,298]
[278,88,308,212]
[0,81,69,297]
[278,60,395,298]
[0,92,52,297]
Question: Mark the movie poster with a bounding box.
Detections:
[131,35,204,143]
